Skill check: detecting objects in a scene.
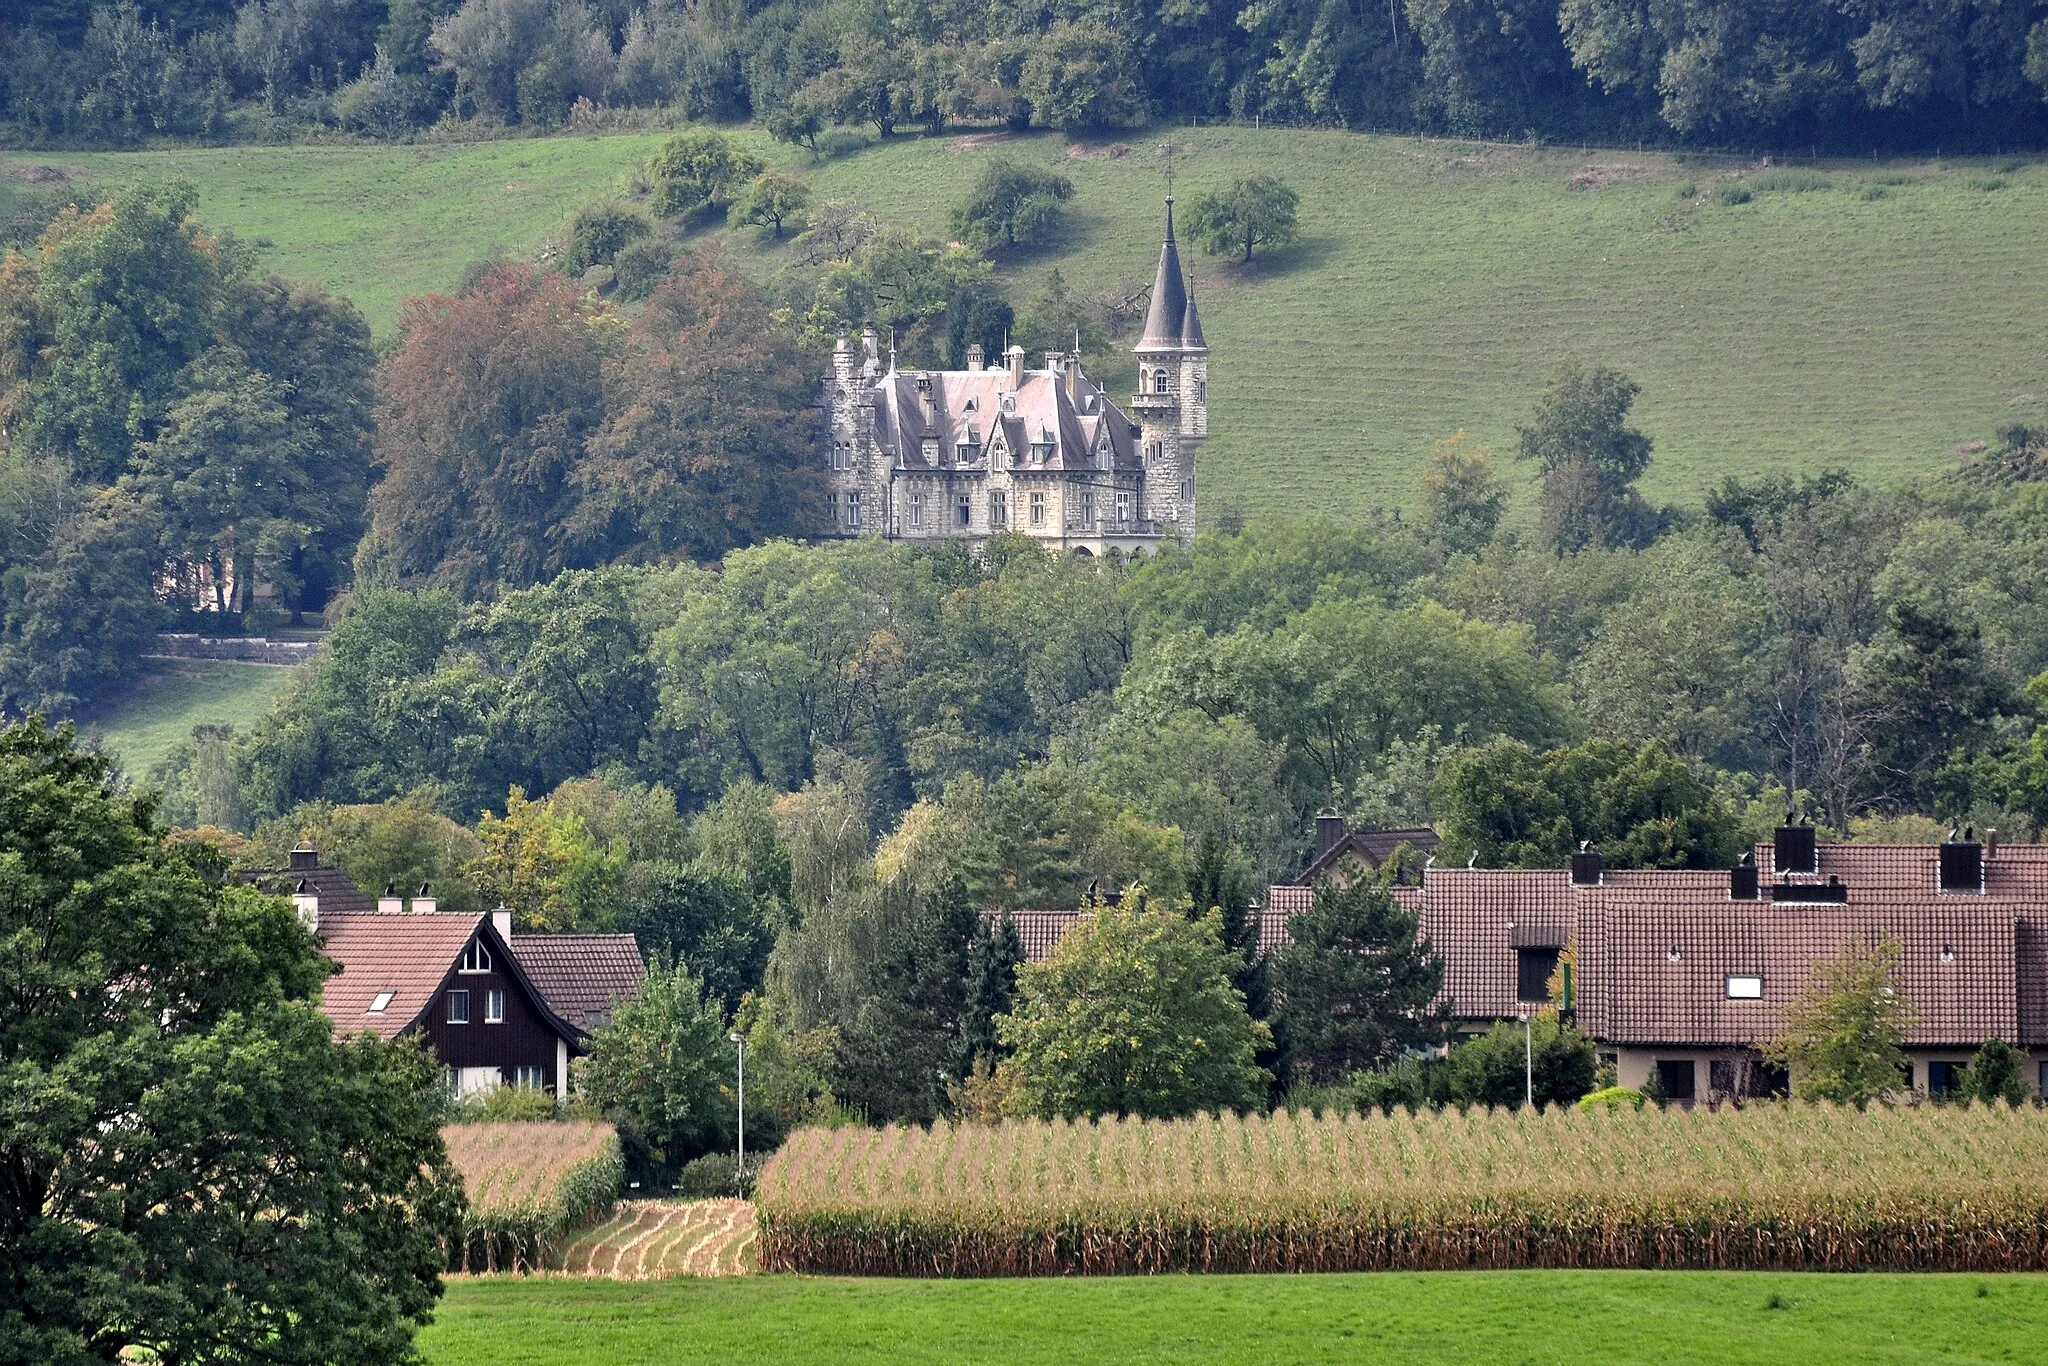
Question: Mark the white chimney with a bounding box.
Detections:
[1007,344,1025,389]
[292,879,319,932]
[378,880,403,914]
[492,906,513,945]
[411,882,437,915]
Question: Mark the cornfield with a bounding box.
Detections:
[442,1121,623,1273]
[757,1103,2048,1275]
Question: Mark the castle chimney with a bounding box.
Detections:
[1007,344,1025,389]
[1044,350,1064,376]
[1066,355,1082,401]
[967,344,985,372]
[378,880,403,914]
[412,882,437,915]
[833,333,855,384]
[492,905,514,944]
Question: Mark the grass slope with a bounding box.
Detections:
[423,1271,2048,1364]
[15,131,2047,519]
[80,659,296,777]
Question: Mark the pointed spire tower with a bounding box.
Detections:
[1131,196,1207,536]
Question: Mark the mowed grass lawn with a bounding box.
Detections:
[14,129,2048,519]
[423,1271,2048,1364]
[79,659,298,776]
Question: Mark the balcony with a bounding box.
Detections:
[1128,390,1177,417]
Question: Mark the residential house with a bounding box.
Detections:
[280,864,643,1098]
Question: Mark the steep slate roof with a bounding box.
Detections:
[316,912,488,1040]
[1179,273,1207,350]
[510,934,645,1035]
[871,366,1137,475]
[1135,200,1188,353]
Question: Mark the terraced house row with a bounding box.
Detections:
[1021,821,2048,1106]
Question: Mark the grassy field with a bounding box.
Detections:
[11,129,2046,519]
[421,1271,2048,1364]
[79,659,297,777]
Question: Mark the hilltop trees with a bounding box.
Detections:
[0,718,461,1365]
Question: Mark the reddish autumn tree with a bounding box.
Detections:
[363,265,612,593]
[571,251,822,564]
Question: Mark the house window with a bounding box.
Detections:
[956,494,972,527]
[909,491,925,529]
[1654,1059,1696,1102]
[1726,974,1763,999]
[1029,491,1046,527]
[367,989,396,1015]
[446,989,471,1025]
[514,1065,548,1090]
[990,491,1007,528]
[1115,491,1131,526]
[1516,947,1559,1004]
[485,988,505,1024]
[1153,369,1168,394]
[847,491,862,530]
[1928,1061,1965,1095]
[1081,491,1095,526]
[459,939,491,974]
[831,441,852,471]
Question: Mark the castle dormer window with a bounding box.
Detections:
[964,397,979,412]
[1152,369,1169,394]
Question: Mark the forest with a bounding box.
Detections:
[6,0,2048,153]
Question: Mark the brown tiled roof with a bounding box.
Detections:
[242,862,376,916]
[316,912,486,1039]
[509,934,645,1035]
[1007,911,1089,962]
[1291,827,1440,886]
[1260,844,2048,1048]
[1257,884,1427,957]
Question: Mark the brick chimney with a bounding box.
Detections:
[378,880,403,914]
[292,878,319,931]
[1314,810,1345,861]
[492,905,514,944]
[966,343,985,372]
[1007,344,1025,389]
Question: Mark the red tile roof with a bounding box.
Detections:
[316,912,487,1039]
[509,934,645,1034]
[1008,911,1089,962]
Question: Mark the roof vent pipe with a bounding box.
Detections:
[1570,845,1603,887]
[1314,810,1346,860]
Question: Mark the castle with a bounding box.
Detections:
[820,199,1207,554]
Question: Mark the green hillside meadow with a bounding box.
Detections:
[10,128,2047,520]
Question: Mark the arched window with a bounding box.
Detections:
[1153,369,1169,394]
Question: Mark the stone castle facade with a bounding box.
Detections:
[819,200,1207,554]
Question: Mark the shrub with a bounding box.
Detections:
[612,236,675,300]
[676,1150,763,1198]
[1577,1085,1647,1112]
[567,202,651,272]
[1715,184,1753,205]
[647,129,763,219]
[1750,170,1831,193]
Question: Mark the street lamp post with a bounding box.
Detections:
[728,1031,746,1195]
[1519,1013,1532,1109]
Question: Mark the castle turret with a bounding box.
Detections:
[1132,198,1205,534]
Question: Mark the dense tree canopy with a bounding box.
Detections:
[0,719,461,1364]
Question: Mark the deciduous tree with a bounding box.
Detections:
[1185,175,1301,264]
[1764,935,1918,1106]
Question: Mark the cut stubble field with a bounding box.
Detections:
[420,1270,2048,1364]
[16,130,2046,523]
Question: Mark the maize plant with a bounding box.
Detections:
[442,1121,623,1273]
[756,1102,2048,1275]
